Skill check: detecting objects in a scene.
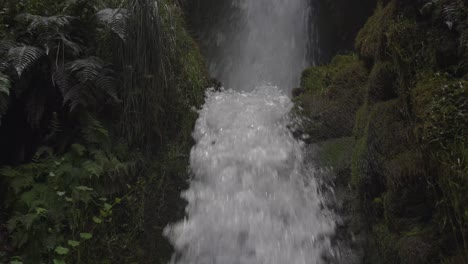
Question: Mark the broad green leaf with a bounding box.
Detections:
[35,207,47,215]
[115,198,122,204]
[54,246,69,255]
[104,203,112,210]
[80,233,93,240]
[67,240,80,247]
[92,216,103,224]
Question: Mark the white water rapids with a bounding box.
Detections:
[165,0,336,263]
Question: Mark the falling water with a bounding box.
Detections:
[203,0,312,92]
[164,0,336,263]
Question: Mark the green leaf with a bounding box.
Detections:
[115,197,122,204]
[67,240,80,247]
[92,216,103,224]
[10,261,23,264]
[54,246,69,255]
[104,203,112,210]
[75,186,94,191]
[80,233,93,240]
[71,144,86,156]
[53,259,66,264]
[35,207,47,215]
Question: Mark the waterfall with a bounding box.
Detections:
[164,1,336,263]
[203,0,312,92]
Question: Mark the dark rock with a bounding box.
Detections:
[291,87,305,97]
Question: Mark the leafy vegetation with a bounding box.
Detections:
[0,0,208,263]
[295,0,467,263]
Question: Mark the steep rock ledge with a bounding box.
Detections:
[294,0,467,263]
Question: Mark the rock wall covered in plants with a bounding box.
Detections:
[294,0,467,263]
[0,0,208,263]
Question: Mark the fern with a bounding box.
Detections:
[62,82,92,111]
[96,8,129,41]
[0,40,18,57]
[15,13,82,57]
[66,57,103,83]
[56,57,120,111]
[82,117,110,145]
[0,73,11,123]
[95,75,120,103]
[440,0,465,30]
[15,13,74,32]
[0,40,17,74]
[43,112,62,141]
[7,46,46,77]
[0,73,11,96]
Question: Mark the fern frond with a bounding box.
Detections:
[0,40,18,57]
[0,73,11,124]
[0,40,17,73]
[66,57,104,83]
[62,83,91,111]
[96,8,129,41]
[7,46,46,77]
[82,117,110,145]
[15,13,74,32]
[441,1,464,30]
[44,112,62,141]
[36,30,82,57]
[0,72,11,96]
[82,160,104,177]
[52,68,70,94]
[95,75,120,103]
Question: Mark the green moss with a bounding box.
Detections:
[367,61,397,102]
[351,99,410,203]
[355,0,396,62]
[413,73,467,150]
[396,232,436,264]
[370,223,400,263]
[385,17,426,88]
[351,134,369,191]
[300,66,331,95]
[296,54,368,142]
[384,149,425,190]
[297,2,468,262]
[300,54,361,95]
[317,137,354,169]
[353,102,369,137]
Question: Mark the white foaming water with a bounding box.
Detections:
[164,87,335,264]
[165,0,336,262]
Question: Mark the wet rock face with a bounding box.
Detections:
[311,0,376,63]
[296,1,467,263]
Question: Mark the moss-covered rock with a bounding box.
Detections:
[355,0,397,63]
[295,54,368,142]
[317,137,354,170]
[297,1,467,263]
[367,61,398,102]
